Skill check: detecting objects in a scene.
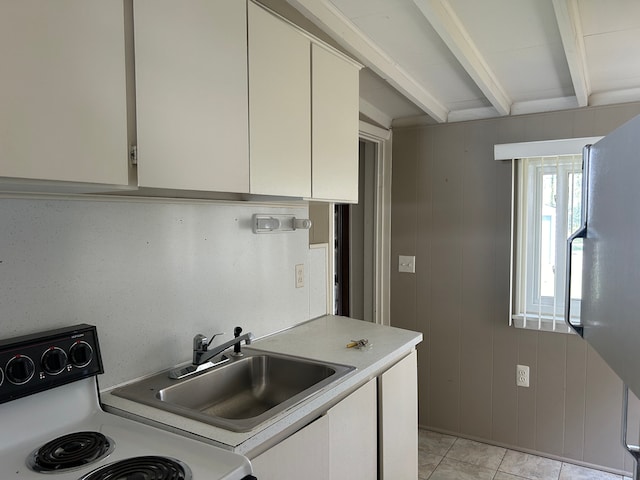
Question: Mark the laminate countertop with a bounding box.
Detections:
[101,315,422,457]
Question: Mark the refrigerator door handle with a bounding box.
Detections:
[565,225,586,336]
[622,385,640,480]
[564,145,592,337]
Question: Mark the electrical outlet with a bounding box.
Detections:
[516,365,530,387]
[295,264,304,288]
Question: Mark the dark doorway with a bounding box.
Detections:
[334,204,350,316]
[334,140,377,320]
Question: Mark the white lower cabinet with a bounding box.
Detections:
[251,378,378,479]
[379,350,419,479]
[328,379,378,480]
[251,415,329,480]
[250,352,417,479]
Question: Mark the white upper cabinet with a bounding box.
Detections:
[134,0,250,193]
[248,2,311,198]
[311,44,360,203]
[248,3,361,201]
[0,1,129,186]
[0,1,359,199]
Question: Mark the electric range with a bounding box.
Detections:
[0,324,256,480]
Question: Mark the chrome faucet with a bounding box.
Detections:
[169,326,254,379]
[194,326,254,365]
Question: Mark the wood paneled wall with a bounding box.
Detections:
[391,102,640,473]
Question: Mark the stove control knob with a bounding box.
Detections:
[0,367,4,387]
[69,341,93,368]
[41,347,68,375]
[6,355,35,385]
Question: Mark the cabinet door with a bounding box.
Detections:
[311,44,360,203]
[379,350,418,479]
[248,3,311,197]
[0,1,128,185]
[134,0,249,193]
[328,379,377,480]
[251,415,329,480]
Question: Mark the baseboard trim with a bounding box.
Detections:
[418,425,632,478]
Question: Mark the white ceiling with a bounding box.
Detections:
[286,0,640,127]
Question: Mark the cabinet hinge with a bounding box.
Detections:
[129,145,138,166]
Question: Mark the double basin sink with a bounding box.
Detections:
[112,349,355,432]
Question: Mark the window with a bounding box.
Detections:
[512,154,583,332]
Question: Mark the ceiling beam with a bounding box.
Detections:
[511,96,579,116]
[359,98,392,129]
[590,87,640,106]
[411,0,511,116]
[447,106,499,123]
[286,0,449,122]
[552,0,590,107]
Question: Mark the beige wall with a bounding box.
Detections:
[309,202,331,245]
[390,102,640,474]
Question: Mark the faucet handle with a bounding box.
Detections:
[206,333,224,349]
[193,333,223,352]
[193,334,208,352]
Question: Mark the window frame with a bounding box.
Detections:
[511,154,585,333]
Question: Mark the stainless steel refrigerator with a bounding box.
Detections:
[567,113,640,478]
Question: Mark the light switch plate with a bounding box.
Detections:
[398,255,416,273]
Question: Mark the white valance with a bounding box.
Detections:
[494,137,602,160]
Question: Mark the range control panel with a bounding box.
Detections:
[0,324,103,404]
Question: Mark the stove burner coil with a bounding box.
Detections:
[79,456,192,480]
[28,431,114,473]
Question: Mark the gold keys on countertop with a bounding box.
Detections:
[346,338,370,349]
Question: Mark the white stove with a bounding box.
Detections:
[0,325,256,480]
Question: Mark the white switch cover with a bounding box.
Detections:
[398,255,416,273]
[295,264,304,288]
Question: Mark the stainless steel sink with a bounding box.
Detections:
[111,349,355,432]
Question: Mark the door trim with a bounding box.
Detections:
[358,121,392,326]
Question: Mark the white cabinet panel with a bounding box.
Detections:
[0,1,128,185]
[311,44,360,203]
[134,0,249,193]
[248,2,311,197]
[246,353,418,480]
[251,379,377,480]
[379,350,418,479]
[329,379,377,480]
[251,415,329,480]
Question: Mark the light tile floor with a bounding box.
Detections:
[418,429,633,480]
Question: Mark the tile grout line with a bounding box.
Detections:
[442,435,508,479]
[425,454,443,480]
[493,447,509,479]
[427,436,457,479]
[446,436,459,456]
[419,430,454,480]
[426,435,453,480]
